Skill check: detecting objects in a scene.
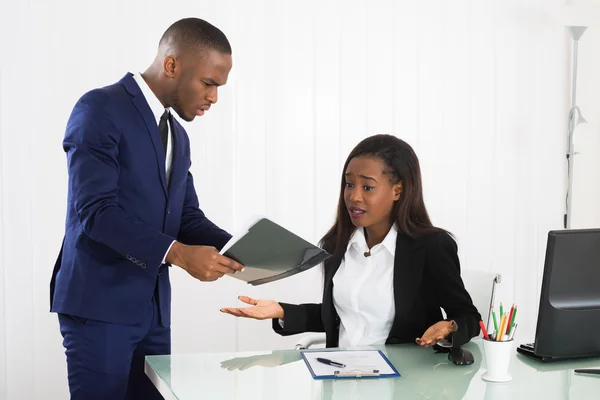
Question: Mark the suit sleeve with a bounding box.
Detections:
[176,170,232,250]
[427,232,481,346]
[271,303,325,336]
[64,91,174,277]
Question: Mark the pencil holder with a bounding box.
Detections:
[482,338,513,382]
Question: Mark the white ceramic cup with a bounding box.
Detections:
[482,338,514,382]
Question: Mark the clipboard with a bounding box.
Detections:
[300,350,401,380]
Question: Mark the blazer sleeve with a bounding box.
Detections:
[271,303,325,336]
[64,91,174,278]
[426,232,481,346]
[176,170,232,250]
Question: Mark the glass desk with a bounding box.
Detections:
[145,339,600,400]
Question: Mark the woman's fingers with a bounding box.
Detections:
[221,308,250,318]
[238,296,259,305]
[416,321,455,347]
[221,306,266,320]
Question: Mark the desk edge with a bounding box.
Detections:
[144,359,178,400]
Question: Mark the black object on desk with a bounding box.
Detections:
[517,229,600,363]
[434,343,475,366]
[574,369,600,375]
[448,347,475,366]
[316,357,346,368]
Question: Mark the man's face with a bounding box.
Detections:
[170,49,232,122]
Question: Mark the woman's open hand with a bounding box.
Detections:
[220,296,284,320]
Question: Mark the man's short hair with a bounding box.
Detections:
[159,18,231,55]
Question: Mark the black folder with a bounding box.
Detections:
[220,217,331,285]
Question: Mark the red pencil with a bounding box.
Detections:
[479,320,490,340]
[506,304,515,334]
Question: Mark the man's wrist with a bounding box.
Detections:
[162,240,176,264]
[166,241,185,267]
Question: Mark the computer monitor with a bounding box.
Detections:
[517,228,600,362]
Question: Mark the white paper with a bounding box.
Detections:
[303,350,396,377]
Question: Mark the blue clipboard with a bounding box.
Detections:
[300,349,401,380]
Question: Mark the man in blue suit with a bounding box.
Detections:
[50,18,244,399]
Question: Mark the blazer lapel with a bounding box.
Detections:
[121,73,168,197]
[322,255,343,347]
[323,253,342,298]
[132,96,168,196]
[390,234,427,332]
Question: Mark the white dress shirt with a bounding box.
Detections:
[131,72,175,264]
[332,225,397,347]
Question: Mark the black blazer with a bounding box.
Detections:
[272,230,481,347]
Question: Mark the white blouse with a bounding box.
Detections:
[333,225,397,347]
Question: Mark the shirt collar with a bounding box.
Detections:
[348,227,367,252]
[132,72,170,125]
[381,224,398,255]
[347,224,398,256]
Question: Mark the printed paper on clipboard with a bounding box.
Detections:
[300,350,400,380]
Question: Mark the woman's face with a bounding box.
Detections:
[343,155,402,230]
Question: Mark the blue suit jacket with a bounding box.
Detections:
[50,73,231,326]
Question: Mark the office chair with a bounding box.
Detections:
[294,270,501,350]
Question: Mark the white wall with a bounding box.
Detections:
[0,0,571,398]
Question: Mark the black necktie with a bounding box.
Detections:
[158,110,169,154]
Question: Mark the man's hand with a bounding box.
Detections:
[166,242,244,281]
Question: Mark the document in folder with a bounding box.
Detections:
[220,217,331,285]
[301,350,400,380]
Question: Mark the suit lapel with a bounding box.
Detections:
[322,255,343,347]
[390,234,427,332]
[323,254,342,299]
[132,96,168,196]
[121,73,168,197]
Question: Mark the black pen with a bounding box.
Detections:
[316,357,346,368]
[574,369,600,375]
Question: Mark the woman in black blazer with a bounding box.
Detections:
[221,134,481,348]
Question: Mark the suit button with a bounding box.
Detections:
[167,203,171,214]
